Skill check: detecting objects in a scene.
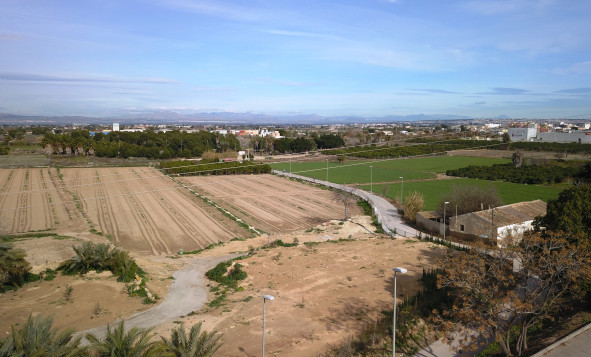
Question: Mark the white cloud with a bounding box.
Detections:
[263,29,342,41]
[552,61,591,75]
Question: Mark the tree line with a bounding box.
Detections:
[253,134,345,155]
[323,140,500,159]
[160,160,272,176]
[41,130,240,159]
[447,160,591,184]
[496,141,591,154]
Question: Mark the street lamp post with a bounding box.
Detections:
[262,295,274,357]
[370,166,373,193]
[392,267,407,357]
[443,201,449,241]
[399,177,403,203]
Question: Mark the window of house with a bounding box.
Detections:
[460,224,465,231]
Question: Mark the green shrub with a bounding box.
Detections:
[205,260,248,289]
[57,242,145,283]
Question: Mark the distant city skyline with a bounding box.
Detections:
[1,0,590,119]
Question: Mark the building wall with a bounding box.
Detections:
[536,131,591,143]
[496,220,534,246]
[508,127,537,142]
[450,213,495,239]
[416,212,445,236]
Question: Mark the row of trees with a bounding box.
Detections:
[253,134,345,155]
[41,130,240,159]
[496,141,591,154]
[324,140,500,159]
[160,160,272,176]
[0,315,222,356]
[447,160,591,184]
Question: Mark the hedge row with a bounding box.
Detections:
[447,160,591,184]
[324,140,501,159]
[495,141,591,154]
[160,160,271,175]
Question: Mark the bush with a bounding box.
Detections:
[57,242,145,283]
[205,259,248,289]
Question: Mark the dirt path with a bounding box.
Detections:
[79,253,242,343]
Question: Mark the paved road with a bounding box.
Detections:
[273,170,419,238]
[532,323,591,357]
[79,253,241,343]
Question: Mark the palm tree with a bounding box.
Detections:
[0,243,31,288]
[85,320,160,357]
[160,322,222,357]
[58,242,112,275]
[0,314,87,357]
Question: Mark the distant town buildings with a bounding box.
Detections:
[113,123,120,132]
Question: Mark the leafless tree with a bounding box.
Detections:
[512,150,524,168]
[438,184,503,219]
[436,231,591,356]
[332,188,357,220]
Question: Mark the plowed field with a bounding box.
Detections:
[0,168,85,233]
[180,174,362,233]
[60,167,248,254]
[0,167,250,255]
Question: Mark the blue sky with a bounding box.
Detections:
[0,0,590,119]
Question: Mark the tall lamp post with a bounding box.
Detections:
[392,267,407,357]
[443,201,449,241]
[399,177,403,203]
[370,166,373,193]
[262,295,275,357]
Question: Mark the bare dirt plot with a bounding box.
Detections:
[0,249,177,336]
[181,174,363,233]
[60,167,251,255]
[0,168,86,234]
[155,218,444,357]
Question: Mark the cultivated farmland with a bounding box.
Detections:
[180,174,362,233]
[0,168,86,234]
[60,167,250,254]
[0,167,252,255]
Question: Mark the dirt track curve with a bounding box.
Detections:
[79,253,242,343]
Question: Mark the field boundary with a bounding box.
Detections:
[165,174,263,236]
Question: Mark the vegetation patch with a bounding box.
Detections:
[447,160,590,184]
[161,159,271,175]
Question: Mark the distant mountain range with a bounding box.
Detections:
[0,111,512,126]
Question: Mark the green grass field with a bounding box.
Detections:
[362,179,564,211]
[271,155,564,210]
[271,156,510,184]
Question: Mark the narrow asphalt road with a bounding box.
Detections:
[273,170,419,238]
[79,253,241,343]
